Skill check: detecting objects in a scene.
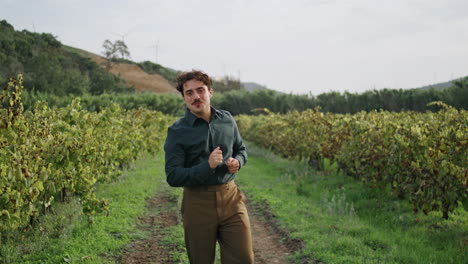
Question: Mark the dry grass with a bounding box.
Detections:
[79,48,177,94]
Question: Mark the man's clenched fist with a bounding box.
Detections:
[208,146,223,169]
[226,157,240,174]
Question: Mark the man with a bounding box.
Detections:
[164,70,254,264]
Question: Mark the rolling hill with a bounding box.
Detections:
[75,48,177,94]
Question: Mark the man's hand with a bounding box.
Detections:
[226,157,240,174]
[208,147,223,169]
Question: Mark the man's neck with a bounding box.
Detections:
[191,107,211,123]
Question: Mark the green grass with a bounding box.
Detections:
[0,152,182,264]
[236,142,468,264]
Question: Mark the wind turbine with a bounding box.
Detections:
[147,39,160,64]
[111,24,140,42]
[111,31,130,43]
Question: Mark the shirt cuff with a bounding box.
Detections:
[234,155,245,169]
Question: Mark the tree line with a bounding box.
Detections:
[213,81,467,115]
[21,82,466,117]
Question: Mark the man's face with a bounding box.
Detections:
[182,79,213,116]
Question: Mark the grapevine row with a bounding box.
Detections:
[0,75,169,232]
[236,105,467,219]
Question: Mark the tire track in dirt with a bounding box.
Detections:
[247,199,314,264]
[248,204,293,263]
[118,192,179,264]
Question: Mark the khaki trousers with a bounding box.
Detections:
[182,180,254,264]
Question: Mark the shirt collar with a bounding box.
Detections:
[185,107,221,126]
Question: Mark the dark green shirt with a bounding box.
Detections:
[164,107,247,187]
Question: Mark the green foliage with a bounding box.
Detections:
[315,83,468,113]
[22,91,185,116]
[236,105,468,219]
[101,39,131,70]
[211,86,466,116]
[0,20,131,96]
[447,76,468,109]
[212,89,317,115]
[0,74,170,234]
[317,88,444,113]
[0,153,179,263]
[138,60,179,84]
[237,146,468,264]
[137,62,243,93]
[102,39,130,60]
[213,82,468,115]
[212,76,243,93]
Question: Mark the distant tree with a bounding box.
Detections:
[101,39,130,69]
[317,91,347,113]
[447,76,468,109]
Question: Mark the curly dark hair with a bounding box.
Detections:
[176,70,213,95]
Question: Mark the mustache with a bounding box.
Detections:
[192,99,202,105]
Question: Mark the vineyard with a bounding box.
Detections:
[236,105,468,219]
[1,73,467,263]
[0,75,170,234]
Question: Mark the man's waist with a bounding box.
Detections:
[184,180,236,192]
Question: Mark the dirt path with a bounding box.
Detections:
[247,202,297,263]
[118,191,302,264]
[119,193,179,264]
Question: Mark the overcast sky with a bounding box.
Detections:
[2,0,468,95]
